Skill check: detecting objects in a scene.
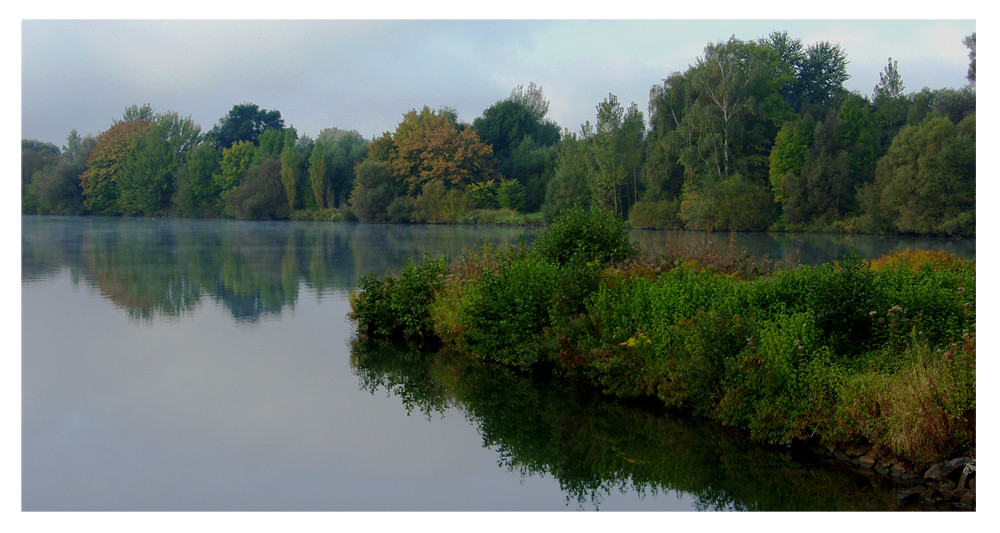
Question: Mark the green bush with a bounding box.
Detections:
[803,253,885,357]
[349,255,448,339]
[497,179,527,212]
[628,199,681,229]
[532,207,636,266]
[458,250,560,368]
[467,180,498,209]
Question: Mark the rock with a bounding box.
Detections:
[923,457,971,481]
[845,441,871,457]
[898,486,923,503]
[961,490,976,504]
[855,454,876,468]
[937,485,955,500]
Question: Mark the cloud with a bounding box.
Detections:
[21,19,976,147]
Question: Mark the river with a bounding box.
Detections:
[20,216,974,511]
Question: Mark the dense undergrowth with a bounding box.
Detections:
[349,208,976,468]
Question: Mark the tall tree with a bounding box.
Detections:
[861,113,975,235]
[372,106,495,194]
[349,160,398,223]
[872,57,908,150]
[120,103,155,123]
[214,140,257,215]
[279,128,301,212]
[208,103,284,151]
[688,37,784,182]
[173,141,221,217]
[116,111,201,215]
[316,128,370,208]
[591,94,645,216]
[542,129,595,222]
[308,142,329,208]
[227,156,288,220]
[508,82,550,120]
[21,139,60,212]
[873,57,904,100]
[964,33,976,87]
[27,131,94,215]
[79,119,152,215]
[473,87,560,210]
[768,115,814,204]
[795,41,850,111]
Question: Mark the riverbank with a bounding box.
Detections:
[348,209,975,503]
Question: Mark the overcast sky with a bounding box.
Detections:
[20,17,976,148]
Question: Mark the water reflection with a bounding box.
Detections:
[350,338,911,511]
[22,216,975,325]
[22,216,538,323]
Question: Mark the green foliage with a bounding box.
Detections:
[80,119,152,215]
[496,179,526,212]
[802,253,883,356]
[532,207,636,266]
[226,157,289,220]
[458,250,560,367]
[349,160,398,223]
[347,213,975,464]
[116,128,175,215]
[407,180,472,223]
[680,176,776,231]
[769,116,814,203]
[541,131,594,222]
[21,139,61,212]
[214,140,257,213]
[173,142,221,217]
[26,132,93,215]
[861,113,975,235]
[591,94,645,215]
[467,180,499,209]
[279,129,301,212]
[208,103,284,151]
[350,255,448,339]
[628,199,681,229]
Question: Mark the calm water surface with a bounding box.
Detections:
[21,216,974,511]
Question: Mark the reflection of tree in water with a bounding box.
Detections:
[24,216,972,324]
[349,337,908,511]
[22,217,538,323]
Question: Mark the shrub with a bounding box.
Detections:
[458,250,560,368]
[467,180,498,209]
[803,253,884,357]
[349,255,448,339]
[628,199,681,229]
[532,207,636,266]
[408,180,472,223]
[497,179,527,212]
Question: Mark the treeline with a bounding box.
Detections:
[22,32,976,235]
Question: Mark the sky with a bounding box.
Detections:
[19,15,978,148]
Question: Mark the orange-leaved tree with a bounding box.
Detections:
[371,106,495,194]
[79,119,152,215]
